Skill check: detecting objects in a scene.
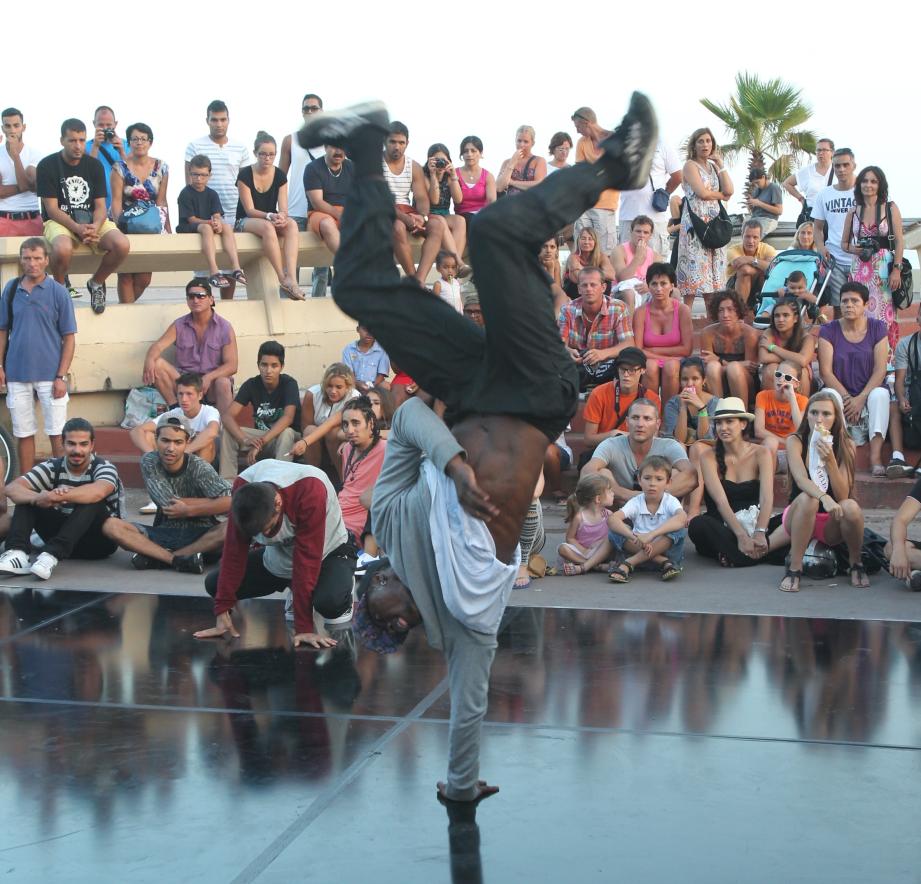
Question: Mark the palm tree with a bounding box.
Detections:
[700,73,817,191]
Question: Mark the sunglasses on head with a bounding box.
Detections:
[775,371,797,383]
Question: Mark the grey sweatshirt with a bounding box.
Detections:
[371,398,499,801]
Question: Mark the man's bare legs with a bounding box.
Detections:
[90,228,130,286]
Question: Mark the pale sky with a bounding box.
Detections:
[12,1,921,227]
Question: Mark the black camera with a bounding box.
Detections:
[103,128,116,141]
[856,237,878,263]
[434,158,447,169]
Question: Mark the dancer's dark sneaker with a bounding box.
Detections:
[296,101,389,150]
[599,91,658,191]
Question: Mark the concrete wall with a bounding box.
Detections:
[0,297,359,452]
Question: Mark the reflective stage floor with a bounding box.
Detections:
[0,589,919,882]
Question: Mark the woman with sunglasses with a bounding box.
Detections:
[778,390,866,592]
[757,297,815,391]
[754,359,808,464]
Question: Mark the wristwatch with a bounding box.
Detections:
[55,375,67,381]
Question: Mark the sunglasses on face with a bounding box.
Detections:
[302,105,321,113]
[775,371,797,383]
[187,291,211,300]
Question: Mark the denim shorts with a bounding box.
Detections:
[134,523,211,550]
[609,528,687,565]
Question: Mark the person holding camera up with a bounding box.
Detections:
[840,166,904,358]
[424,144,468,271]
[87,106,127,210]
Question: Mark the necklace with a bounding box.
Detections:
[325,161,342,179]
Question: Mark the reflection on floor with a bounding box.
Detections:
[0,589,918,882]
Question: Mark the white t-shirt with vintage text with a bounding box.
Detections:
[811,184,855,266]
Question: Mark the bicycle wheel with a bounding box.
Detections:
[0,423,17,485]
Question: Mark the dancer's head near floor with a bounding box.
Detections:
[353,559,422,654]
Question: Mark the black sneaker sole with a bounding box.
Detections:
[600,92,658,192]
[296,100,389,150]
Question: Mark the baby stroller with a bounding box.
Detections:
[752,249,836,329]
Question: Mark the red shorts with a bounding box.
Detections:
[0,214,42,236]
[782,505,831,544]
[307,211,340,235]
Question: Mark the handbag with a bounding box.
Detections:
[650,175,669,213]
[885,201,913,310]
[683,165,732,249]
[119,201,162,234]
[795,165,834,227]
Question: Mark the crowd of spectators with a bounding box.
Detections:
[0,94,919,603]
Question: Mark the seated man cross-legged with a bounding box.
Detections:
[0,418,121,579]
[103,415,231,573]
[194,94,659,802]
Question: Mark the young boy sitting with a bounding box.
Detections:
[219,340,301,479]
[342,324,391,394]
[607,454,688,582]
[754,359,808,464]
[177,154,246,294]
[130,371,222,513]
[756,270,818,323]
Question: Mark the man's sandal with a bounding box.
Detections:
[660,562,682,581]
[849,562,870,588]
[779,568,802,592]
[608,561,633,584]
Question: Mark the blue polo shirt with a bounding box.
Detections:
[0,275,77,382]
[342,339,391,385]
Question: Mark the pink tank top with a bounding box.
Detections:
[575,513,610,549]
[458,168,488,214]
[642,299,682,348]
[622,241,655,281]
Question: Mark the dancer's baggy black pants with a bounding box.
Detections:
[331,160,622,441]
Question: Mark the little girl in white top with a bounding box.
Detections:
[432,250,463,313]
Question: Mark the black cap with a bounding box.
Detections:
[614,346,647,368]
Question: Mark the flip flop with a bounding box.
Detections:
[208,273,230,289]
[779,568,801,593]
[513,574,531,589]
[231,269,247,285]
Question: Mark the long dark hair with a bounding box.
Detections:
[853,165,889,207]
[770,297,805,352]
[424,143,452,179]
[713,418,754,480]
[791,390,855,493]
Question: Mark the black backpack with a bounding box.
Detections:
[1,276,20,369]
[902,333,921,449]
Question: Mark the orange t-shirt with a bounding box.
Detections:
[583,383,662,433]
[756,389,808,438]
[576,137,619,211]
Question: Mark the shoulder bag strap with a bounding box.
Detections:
[826,166,834,186]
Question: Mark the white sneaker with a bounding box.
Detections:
[0,549,31,576]
[324,602,354,626]
[139,500,158,515]
[30,552,58,580]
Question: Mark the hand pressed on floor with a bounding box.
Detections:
[193,610,240,640]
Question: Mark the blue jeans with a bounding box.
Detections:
[292,215,330,297]
[609,528,686,567]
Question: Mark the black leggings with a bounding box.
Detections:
[688,513,785,568]
[204,543,356,620]
[330,159,635,441]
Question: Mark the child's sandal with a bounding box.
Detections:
[660,562,682,581]
[562,562,585,577]
[608,561,633,584]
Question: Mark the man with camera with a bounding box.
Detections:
[558,265,634,391]
[87,106,127,210]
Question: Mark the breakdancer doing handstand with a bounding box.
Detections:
[298,93,658,802]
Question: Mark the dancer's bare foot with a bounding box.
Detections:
[437,780,499,804]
